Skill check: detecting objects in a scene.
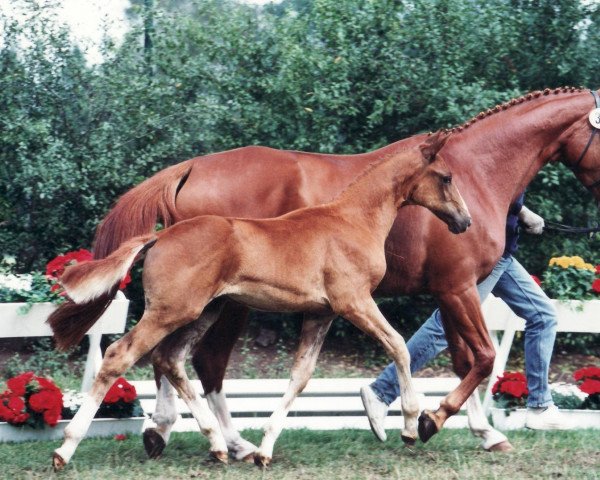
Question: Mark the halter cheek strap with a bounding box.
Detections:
[573,90,600,169]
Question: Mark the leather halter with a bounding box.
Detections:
[571,90,600,192]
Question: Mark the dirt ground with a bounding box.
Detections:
[1,333,597,384]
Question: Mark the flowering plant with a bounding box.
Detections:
[491,371,529,410]
[541,256,600,301]
[0,372,63,428]
[0,249,130,307]
[62,378,143,420]
[573,366,600,410]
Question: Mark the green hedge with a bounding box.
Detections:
[1,0,598,351]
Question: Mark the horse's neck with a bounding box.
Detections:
[448,91,591,209]
[332,154,418,240]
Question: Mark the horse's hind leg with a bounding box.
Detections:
[143,370,178,458]
[192,301,257,461]
[254,313,334,468]
[150,301,230,463]
[53,311,196,469]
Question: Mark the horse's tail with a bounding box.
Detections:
[48,234,158,351]
[93,160,193,259]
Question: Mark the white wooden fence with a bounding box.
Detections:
[0,291,129,391]
[3,292,596,430]
[132,377,467,432]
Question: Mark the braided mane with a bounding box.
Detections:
[442,86,586,134]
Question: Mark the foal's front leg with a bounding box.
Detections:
[339,297,419,444]
[254,314,334,468]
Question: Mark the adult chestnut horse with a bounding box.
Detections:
[94,87,600,459]
[49,136,470,468]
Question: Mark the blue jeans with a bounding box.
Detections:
[371,255,557,408]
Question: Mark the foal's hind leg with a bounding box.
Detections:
[192,301,257,461]
[254,313,334,468]
[337,297,419,444]
[150,301,230,463]
[53,311,212,469]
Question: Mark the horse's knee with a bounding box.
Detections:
[475,349,495,377]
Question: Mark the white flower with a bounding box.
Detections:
[550,382,588,401]
[62,390,85,410]
[0,273,32,292]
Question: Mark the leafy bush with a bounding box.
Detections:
[1,0,599,350]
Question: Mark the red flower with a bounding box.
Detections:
[499,380,529,398]
[531,275,542,287]
[592,278,600,294]
[7,372,35,396]
[45,249,93,279]
[573,366,600,382]
[579,378,600,396]
[29,389,62,413]
[43,409,61,427]
[104,377,137,404]
[114,434,127,441]
[596,264,600,275]
[118,271,131,290]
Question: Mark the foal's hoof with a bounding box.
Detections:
[241,452,256,463]
[418,411,439,443]
[401,434,417,447]
[52,452,66,472]
[210,450,229,464]
[143,428,166,459]
[486,440,514,453]
[253,453,271,468]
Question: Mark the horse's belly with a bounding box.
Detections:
[221,283,331,314]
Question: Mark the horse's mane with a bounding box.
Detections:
[443,86,586,134]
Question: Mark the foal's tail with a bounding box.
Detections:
[93,160,192,259]
[48,235,158,351]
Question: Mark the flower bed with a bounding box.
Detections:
[0,374,145,443]
[490,368,600,430]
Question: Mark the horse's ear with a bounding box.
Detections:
[420,131,451,163]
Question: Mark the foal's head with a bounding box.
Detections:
[404,132,472,234]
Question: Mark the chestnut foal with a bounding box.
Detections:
[48,133,471,469]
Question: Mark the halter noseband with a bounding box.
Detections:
[571,89,600,192]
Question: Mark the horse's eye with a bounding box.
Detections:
[442,175,452,185]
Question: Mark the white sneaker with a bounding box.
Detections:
[525,405,570,430]
[360,385,388,442]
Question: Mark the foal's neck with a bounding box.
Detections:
[332,152,422,240]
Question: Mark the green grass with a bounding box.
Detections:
[1,429,598,479]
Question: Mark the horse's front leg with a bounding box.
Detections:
[339,297,419,444]
[418,286,496,442]
[254,314,334,468]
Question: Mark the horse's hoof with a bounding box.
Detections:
[143,428,166,459]
[210,450,229,464]
[253,453,271,468]
[241,452,256,463]
[418,411,439,443]
[486,440,514,453]
[52,452,66,471]
[401,434,417,446]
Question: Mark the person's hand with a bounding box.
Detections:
[519,206,544,234]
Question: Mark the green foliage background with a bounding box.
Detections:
[1,0,599,350]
